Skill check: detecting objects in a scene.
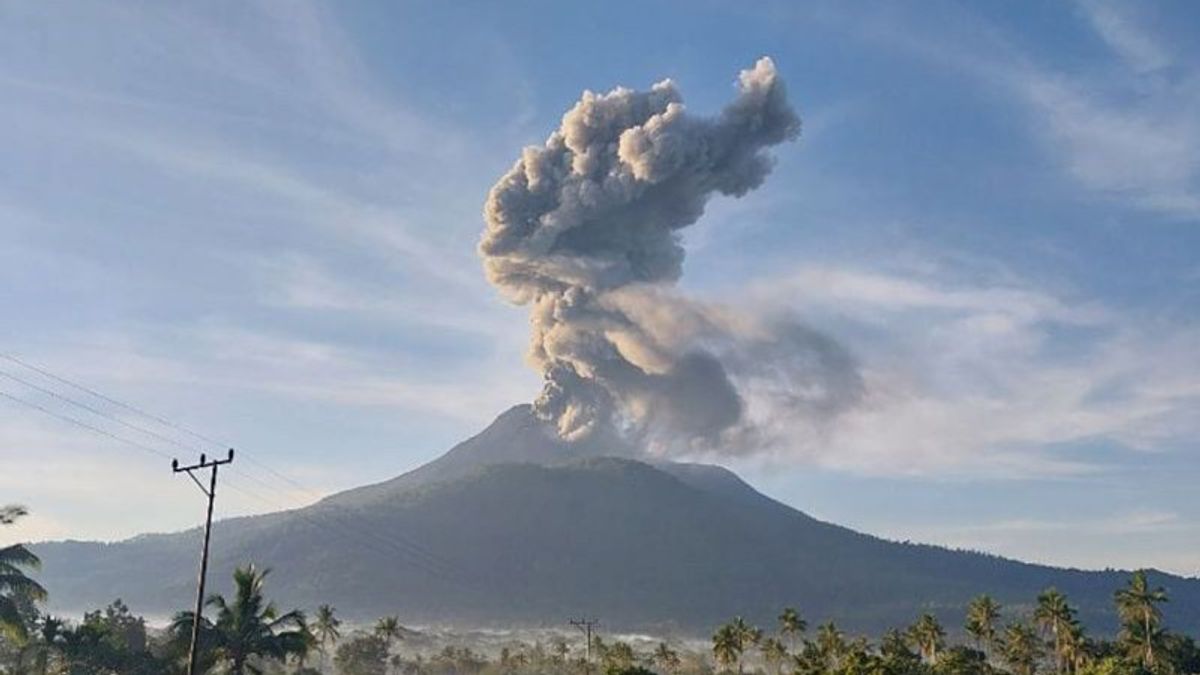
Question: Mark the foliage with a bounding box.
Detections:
[375,615,403,648]
[908,613,946,664]
[0,506,47,643]
[169,564,309,675]
[653,642,682,673]
[778,608,807,649]
[966,595,1003,654]
[335,634,390,675]
[603,641,636,672]
[932,645,995,675]
[1000,621,1044,675]
[1115,570,1168,670]
[713,617,764,674]
[606,666,656,675]
[1034,588,1079,674]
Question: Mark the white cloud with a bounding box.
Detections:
[1006,6,1200,220]
[724,263,1200,478]
[1077,0,1171,74]
[847,1,1200,220]
[1020,74,1200,219]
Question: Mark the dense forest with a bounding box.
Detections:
[3,505,1198,675]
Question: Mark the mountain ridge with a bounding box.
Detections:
[30,405,1200,635]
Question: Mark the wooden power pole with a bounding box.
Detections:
[173,448,234,675]
[570,618,600,671]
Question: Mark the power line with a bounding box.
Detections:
[0,381,469,587]
[0,353,472,585]
[0,368,206,455]
[0,352,223,448]
[0,387,172,461]
[215,473,472,587]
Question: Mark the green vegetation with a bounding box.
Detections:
[2,504,1199,674]
[0,506,45,644]
[169,564,311,674]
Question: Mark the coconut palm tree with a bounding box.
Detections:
[1002,621,1044,675]
[760,636,788,675]
[730,616,762,651]
[0,505,46,643]
[374,615,403,651]
[313,604,341,670]
[908,613,945,664]
[1034,588,1076,674]
[814,621,846,670]
[965,594,1002,655]
[652,642,680,673]
[170,564,308,675]
[778,607,807,651]
[711,623,741,674]
[1115,569,1168,669]
[1059,620,1087,675]
[292,617,318,670]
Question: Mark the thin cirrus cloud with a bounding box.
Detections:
[846,0,1200,221]
[722,262,1200,478]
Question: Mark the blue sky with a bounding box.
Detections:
[1,1,1198,575]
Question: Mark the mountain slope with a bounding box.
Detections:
[32,406,1200,634]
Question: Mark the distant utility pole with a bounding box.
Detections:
[569,618,600,671]
[173,449,234,675]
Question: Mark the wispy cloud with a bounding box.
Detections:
[724,260,1200,478]
[1076,0,1172,73]
[847,1,1200,221]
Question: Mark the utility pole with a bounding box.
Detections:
[569,618,599,672]
[173,448,234,675]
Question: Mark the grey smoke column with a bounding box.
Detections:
[481,58,848,449]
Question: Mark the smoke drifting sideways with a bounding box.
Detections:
[480,57,863,457]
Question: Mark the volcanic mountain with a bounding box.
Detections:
[32,405,1200,635]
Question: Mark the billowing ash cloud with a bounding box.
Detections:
[480,57,862,454]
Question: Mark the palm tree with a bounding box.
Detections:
[313,604,341,670]
[712,624,741,674]
[375,615,403,650]
[759,636,788,675]
[730,616,762,651]
[292,617,318,670]
[712,616,760,674]
[908,613,945,664]
[652,642,680,673]
[1034,588,1076,674]
[0,505,46,643]
[1059,620,1087,675]
[170,564,308,675]
[815,621,846,670]
[1002,621,1044,675]
[965,594,1002,655]
[778,607,807,652]
[1115,569,1168,669]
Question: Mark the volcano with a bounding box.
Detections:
[32,405,1200,635]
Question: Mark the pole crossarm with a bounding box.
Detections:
[172,448,235,473]
[569,618,600,671]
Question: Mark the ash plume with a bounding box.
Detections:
[480,57,862,455]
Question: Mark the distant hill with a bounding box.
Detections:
[32,405,1200,635]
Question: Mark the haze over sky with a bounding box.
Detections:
[2,1,1199,575]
